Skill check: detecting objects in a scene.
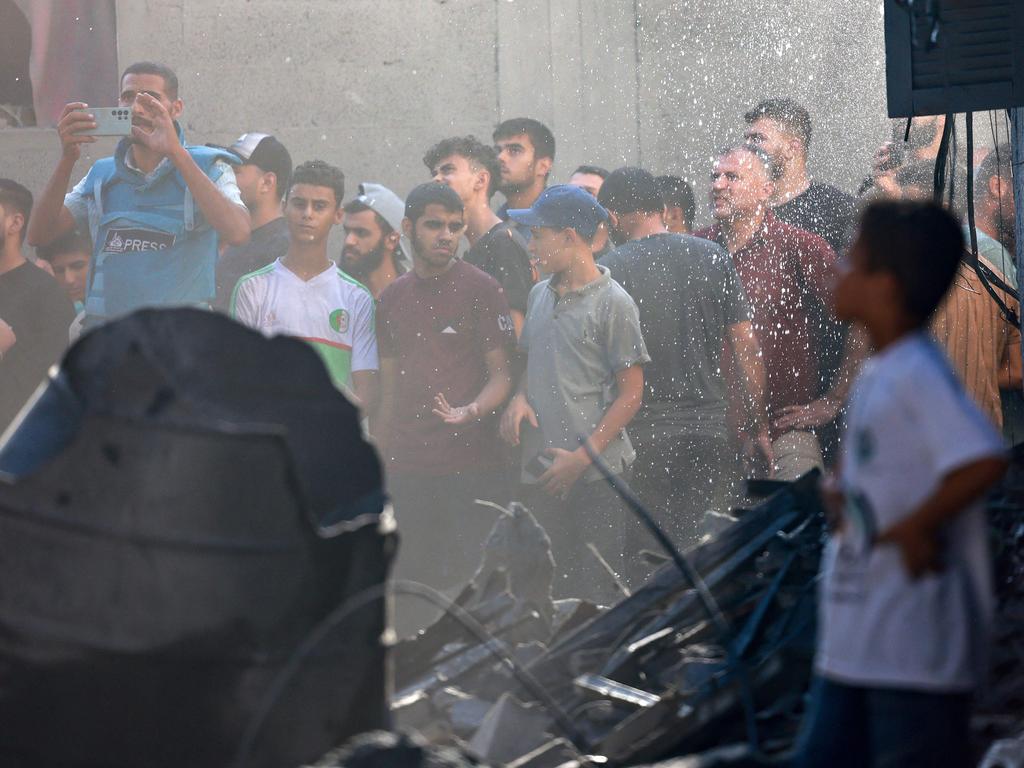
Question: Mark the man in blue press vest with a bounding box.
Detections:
[27,62,251,324]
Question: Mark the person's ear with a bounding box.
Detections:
[385,230,401,252]
[402,217,413,238]
[607,211,619,231]
[333,205,344,225]
[7,212,24,240]
[475,168,489,195]
[536,156,553,180]
[261,171,276,196]
[169,98,184,120]
[988,174,1004,201]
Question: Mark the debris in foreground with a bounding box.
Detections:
[387,446,1024,767]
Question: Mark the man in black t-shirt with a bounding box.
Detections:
[425,135,533,336]
[743,98,856,255]
[0,179,74,431]
[598,168,771,549]
[214,133,292,310]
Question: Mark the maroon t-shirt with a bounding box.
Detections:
[694,213,837,433]
[376,259,514,476]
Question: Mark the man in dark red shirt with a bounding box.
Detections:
[694,145,862,480]
[375,182,514,618]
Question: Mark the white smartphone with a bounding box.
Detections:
[75,107,133,137]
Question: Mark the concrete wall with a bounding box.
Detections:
[1,0,892,230]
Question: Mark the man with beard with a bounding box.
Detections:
[341,182,407,300]
[426,136,533,336]
[26,61,250,325]
[213,132,292,310]
[0,179,75,432]
[743,98,857,254]
[231,161,378,411]
[971,144,1017,288]
[493,118,555,243]
[694,146,863,480]
[375,183,514,614]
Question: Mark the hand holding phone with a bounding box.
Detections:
[73,107,133,137]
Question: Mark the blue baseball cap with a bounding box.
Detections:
[507,184,610,239]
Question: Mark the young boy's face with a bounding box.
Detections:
[528,225,572,274]
[832,232,894,324]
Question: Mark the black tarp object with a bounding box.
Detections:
[0,309,391,768]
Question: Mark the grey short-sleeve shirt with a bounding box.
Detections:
[519,265,650,483]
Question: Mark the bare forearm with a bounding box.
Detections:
[27,156,77,246]
[586,379,642,456]
[170,147,250,245]
[351,370,379,415]
[732,332,768,428]
[906,457,1007,532]
[471,369,512,415]
[825,325,868,405]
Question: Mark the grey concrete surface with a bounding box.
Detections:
[2,0,895,231]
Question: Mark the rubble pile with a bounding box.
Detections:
[391,474,826,766]
[974,444,1024,759]
[388,447,1024,767]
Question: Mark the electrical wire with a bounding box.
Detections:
[231,579,588,768]
[578,439,763,754]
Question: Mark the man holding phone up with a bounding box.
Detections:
[500,186,649,600]
[27,62,250,324]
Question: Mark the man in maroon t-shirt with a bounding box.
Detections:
[375,182,514,617]
[694,145,863,480]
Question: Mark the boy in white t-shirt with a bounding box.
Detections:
[797,200,1008,767]
[231,161,378,411]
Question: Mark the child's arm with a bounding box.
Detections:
[539,364,644,498]
[876,456,1007,578]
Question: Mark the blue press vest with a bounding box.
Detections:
[82,133,238,319]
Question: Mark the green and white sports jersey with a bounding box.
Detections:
[230,258,378,388]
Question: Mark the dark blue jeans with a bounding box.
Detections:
[795,676,971,768]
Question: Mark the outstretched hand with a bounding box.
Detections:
[130,93,182,157]
[432,393,480,425]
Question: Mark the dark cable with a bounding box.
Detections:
[231,580,587,768]
[578,438,762,753]
[933,113,953,206]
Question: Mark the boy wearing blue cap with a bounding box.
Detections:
[500,185,650,599]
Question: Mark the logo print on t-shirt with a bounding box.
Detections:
[329,308,350,334]
[103,227,175,254]
[441,326,458,334]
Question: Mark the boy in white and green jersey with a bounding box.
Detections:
[230,161,379,410]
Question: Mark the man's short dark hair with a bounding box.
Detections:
[423,136,502,199]
[744,98,812,151]
[0,178,33,244]
[857,200,964,324]
[405,182,463,224]
[36,226,92,262]
[493,118,556,161]
[121,61,179,100]
[289,160,346,208]
[976,143,1012,201]
[572,165,609,179]
[598,167,664,215]
[657,175,696,231]
[342,199,393,236]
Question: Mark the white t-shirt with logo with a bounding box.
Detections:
[230,258,378,389]
[817,331,1003,692]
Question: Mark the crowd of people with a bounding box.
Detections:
[0,59,1019,764]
